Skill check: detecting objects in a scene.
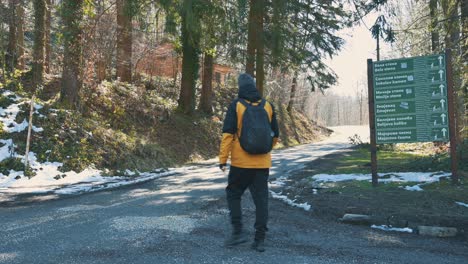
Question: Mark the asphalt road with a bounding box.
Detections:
[1,127,467,264]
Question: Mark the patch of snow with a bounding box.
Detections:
[270,176,287,187]
[0,165,175,195]
[216,208,230,214]
[403,185,423,191]
[371,225,413,233]
[312,172,450,185]
[455,202,468,208]
[125,169,136,176]
[310,172,451,192]
[54,171,174,195]
[312,173,370,182]
[34,104,43,110]
[270,190,312,211]
[0,139,14,162]
[0,92,44,133]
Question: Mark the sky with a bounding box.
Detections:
[326,13,393,97]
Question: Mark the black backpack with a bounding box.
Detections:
[237,99,274,154]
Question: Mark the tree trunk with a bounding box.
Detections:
[245,0,256,76]
[429,0,440,52]
[442,0,462,143]
[287,72,298,113]
[17,2,25,71]
[255,0,265,96]
[6,0,17,73]
[97,57,107,82]
[376,30,380,61]
[95,3,106,82]
[462,0,468,143]
[462,0,468,62]
[199,52,214,114]
[32,0,46,91]
[116,0,132,82]
[60,0,83,109]
[44,0,51,74]
[178,11,200,115]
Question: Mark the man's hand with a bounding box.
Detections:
[219,163,227,172]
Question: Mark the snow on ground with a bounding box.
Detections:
[455,202,468,208]
[371,225,413,233]
[269,190,312,211]
[0,91,43,134]
[403,185,424,191]
[0,90,181,195]
[310,172,451,191]
[312,172,451,184]
[0,151,176,195]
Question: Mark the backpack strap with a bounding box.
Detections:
[238,98,264,107]
[258,99,266,107]
[238,98,250,108]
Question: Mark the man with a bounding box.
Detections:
[219,73,279,252]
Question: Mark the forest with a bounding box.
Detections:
[0,0,466,175]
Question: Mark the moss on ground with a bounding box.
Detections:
[0,94,15,108]
[0,157,24,174]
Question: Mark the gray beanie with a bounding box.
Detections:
[237,73,260,101]
[238,73,256,89]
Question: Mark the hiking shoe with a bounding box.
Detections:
[251,240,265,252]
[224,232,248,247]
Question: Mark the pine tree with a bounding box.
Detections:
[178,0,201,115]
[245,0,256,76]
[44,0,51,73]
[17,2,25,71]
[32,0,46,90]
[429,0,440,52]
[199,52,213,114]
[116,0,133,83]
[198,0,226,114]
[60,0,83,108]
[6,0,18,73]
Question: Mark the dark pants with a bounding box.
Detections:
[226,166,269,241]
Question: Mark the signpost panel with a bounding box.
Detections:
[372,54,450,144]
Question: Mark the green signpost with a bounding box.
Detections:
[367,51,458,186]
[372,54,450,144]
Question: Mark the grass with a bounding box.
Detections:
[322,146,452,175]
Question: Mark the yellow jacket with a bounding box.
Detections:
[219,99,279,169]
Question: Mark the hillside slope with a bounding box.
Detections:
[0,77,331,180]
